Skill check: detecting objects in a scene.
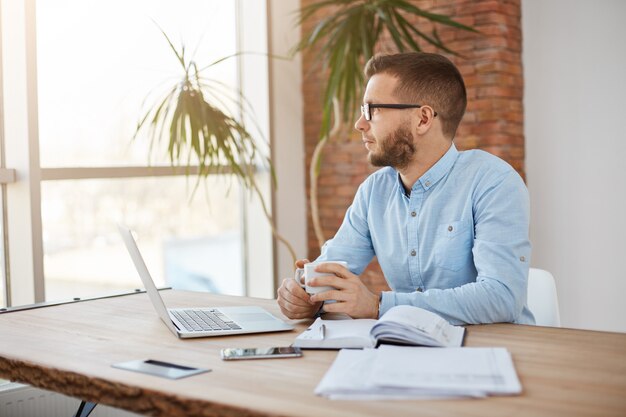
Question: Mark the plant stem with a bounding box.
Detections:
[250,177,298,269]
[310,135,328,249]
[310,98,342,250]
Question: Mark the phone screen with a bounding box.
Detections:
[220,346,302,360]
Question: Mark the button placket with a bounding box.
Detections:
[406,189,424,292]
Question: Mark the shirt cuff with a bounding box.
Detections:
[379,291,395,318]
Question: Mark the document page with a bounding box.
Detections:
[315,349,474,400]
[315,345,521,400]
[371,345,522,394]
[293,317,376,349]
[373,305,465,347]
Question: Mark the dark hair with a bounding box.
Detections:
[364,52,466,139]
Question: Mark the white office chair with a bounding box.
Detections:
[527,268,561,327]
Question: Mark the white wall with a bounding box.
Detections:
[267,0,307,286]
[523,0,626,332]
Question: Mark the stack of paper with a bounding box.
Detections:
[315,345,521,400]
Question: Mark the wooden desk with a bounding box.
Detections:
[1,290,625,417]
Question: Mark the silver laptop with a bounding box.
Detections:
[119,225,293,338]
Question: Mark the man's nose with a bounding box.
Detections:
[354,113,368,132]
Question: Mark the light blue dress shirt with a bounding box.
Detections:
[317,143,534,325]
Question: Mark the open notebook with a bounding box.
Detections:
[293,305,465,349]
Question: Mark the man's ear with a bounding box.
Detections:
[415,106,436,134]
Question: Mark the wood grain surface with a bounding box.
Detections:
[1,290,625,417]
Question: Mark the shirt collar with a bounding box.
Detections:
[396,143,459,195]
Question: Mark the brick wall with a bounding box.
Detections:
[300,0,524,293]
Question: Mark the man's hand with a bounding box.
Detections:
[277,259,322,319]
[308,263,379,319]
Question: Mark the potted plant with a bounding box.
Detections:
[134,30,297,264]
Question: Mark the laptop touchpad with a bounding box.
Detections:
[230,313,275,322]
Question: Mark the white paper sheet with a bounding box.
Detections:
[315,349,475,400]
[371,345,521,394]
[315,346,521,400]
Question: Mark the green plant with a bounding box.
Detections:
[134,30,296,264]
[293,0,477,249]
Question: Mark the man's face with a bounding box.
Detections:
[355,73,417,170]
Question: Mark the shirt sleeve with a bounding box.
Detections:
[380,170,532,325]
[316,180,376,275]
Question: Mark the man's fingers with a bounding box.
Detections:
[313,263,350,278]
[280,278,313,304]
[277,291,311,316]
[295,258,311,269]
[308,274,348,289]
[278,304,312,319]
[277,283,322,319]
[310,289,345,303]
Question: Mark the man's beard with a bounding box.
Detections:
[368,125,416,170]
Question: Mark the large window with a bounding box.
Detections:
[0,0,273,307]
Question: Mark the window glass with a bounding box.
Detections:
[41,176,243,302]
[33,0,245,302]
[35,0,237,167]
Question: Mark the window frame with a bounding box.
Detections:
[0,0,281,307]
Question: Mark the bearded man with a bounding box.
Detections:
[277,52,534,325]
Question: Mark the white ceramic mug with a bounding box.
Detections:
[293,261,348,294]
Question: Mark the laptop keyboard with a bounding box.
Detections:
[171,309,242,332]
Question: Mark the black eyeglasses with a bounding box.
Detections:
[360,103,437,121]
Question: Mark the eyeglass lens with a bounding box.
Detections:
[360,104,371,121]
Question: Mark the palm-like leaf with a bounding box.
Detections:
[134,31,271,190]
[294,0,478,137]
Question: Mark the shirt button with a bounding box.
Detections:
[520,256,526,262]
[411,211,416,217]
[448,225,453,232]
[425,181,431,187]
[410,249,416,256]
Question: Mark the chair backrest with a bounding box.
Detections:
[527,268,561,327]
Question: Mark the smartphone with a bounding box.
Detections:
[220,346,303,361]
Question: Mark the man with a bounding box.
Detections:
[277,52,534,325]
